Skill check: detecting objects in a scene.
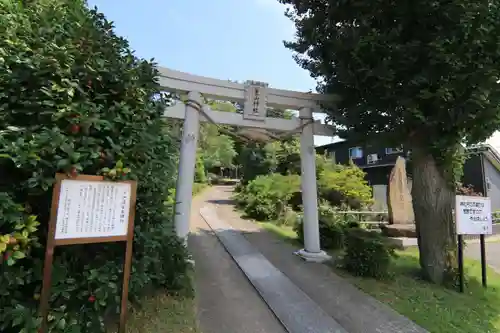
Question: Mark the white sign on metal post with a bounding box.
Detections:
[55,179,132,240]
[455,195,492,235]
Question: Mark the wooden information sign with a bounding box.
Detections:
[39,174,138,333]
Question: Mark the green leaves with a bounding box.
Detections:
[238,139,302,184]
[281,0,500,151]
[318,159,373,209]
[0,0,189,332]
[198,122,237,170]
[12,251,25,260]
[235,173,301,221]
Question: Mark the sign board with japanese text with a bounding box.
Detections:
[455,195,492,235]
[55,179,132,240]
[40,174,137,333]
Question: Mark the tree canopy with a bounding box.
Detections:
[281,0,500,151]
[280,0,500,284]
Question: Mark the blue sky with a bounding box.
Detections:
[86,0,500,149]
[86,0,337,146]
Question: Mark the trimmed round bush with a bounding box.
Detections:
[342,228,396,279]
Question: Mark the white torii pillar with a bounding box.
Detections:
[295,107,330,262]
[174,91,202,240]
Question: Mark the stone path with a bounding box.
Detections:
[188,189,286,333]
[189,185,428,333]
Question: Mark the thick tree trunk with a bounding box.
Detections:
[411,148,457,284]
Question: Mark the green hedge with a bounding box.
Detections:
[276,206,301,226]
[342,228,396,279]
[0,1,189,332]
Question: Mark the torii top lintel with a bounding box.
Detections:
[156,66,339,112]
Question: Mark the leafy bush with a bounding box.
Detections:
[493,211,500,222]
[342,228,396,279]
[0,193,41,266]
[320,222,345,250]
[318,161,373,209]
[195,154,207,183]
[234,173,300,220]
[294,202,359,250]
[238,142,279,185]
[0,1,189,332]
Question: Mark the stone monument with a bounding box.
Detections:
[384,156,416,238]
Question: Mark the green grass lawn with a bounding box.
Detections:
[257,222,298,242]
[125,292,199,333]
[259,221,500,333]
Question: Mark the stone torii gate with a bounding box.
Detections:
[159,67,336,262]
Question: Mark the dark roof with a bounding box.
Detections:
[316,140,500,171]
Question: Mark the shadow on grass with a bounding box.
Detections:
[124,292,198,333]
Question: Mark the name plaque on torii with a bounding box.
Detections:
[243,80,269,121]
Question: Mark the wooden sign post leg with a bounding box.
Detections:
[39,244,55,333]
[118,239,134,333]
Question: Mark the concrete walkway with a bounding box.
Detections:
[189,186,427,333]
[188,189,286,333]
